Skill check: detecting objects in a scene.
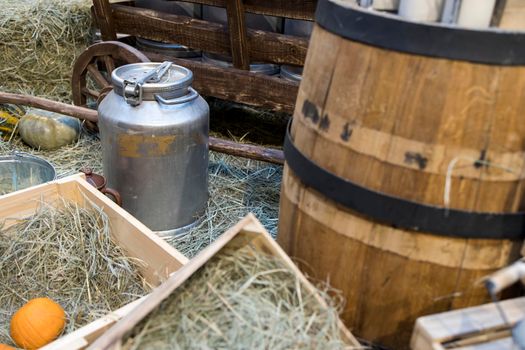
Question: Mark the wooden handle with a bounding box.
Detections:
[0,92,99,122]
[209,137,284,165]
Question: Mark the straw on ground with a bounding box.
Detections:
[0,198,148,345]
[122,243,358,350]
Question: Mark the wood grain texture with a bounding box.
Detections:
[277,24,525,349]
[164,0,317,19]
[498,0,525,29]
[109,4,309,65]
[72,40,149,108]
[411,297,525,350]
[144,51,298,113]
[0,174,188,350]
[209,137,284,164]
[225,0,250,70]
[87,214,359,350]
[93,0,117,40]
[0,92,98,122]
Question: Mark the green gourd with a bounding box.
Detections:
[18,110,80,150]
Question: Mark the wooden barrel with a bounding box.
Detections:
[277,1,525,348]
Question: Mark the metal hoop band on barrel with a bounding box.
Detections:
[315,0,525,65]
[284,121,525,239]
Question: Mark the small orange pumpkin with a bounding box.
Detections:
[0,344,16,350]
[10,297,66,350]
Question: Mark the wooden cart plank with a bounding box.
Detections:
[160,0,317,19]
[109,5,309,66]
[226,0,250,70]
[144,51,299,113]
[93,0,117,40]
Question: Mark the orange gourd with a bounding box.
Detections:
[0,344,15,350]
[10,297,66,350]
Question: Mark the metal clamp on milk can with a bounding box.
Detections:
[98,62,209,237]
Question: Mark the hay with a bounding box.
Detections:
[0,135,281,258]
[122,243,358,350]
[167,152,281,257]
[0,129,102,177]
[0,0,93,101]
[0,198,149,346]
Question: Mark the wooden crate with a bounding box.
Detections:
[91,0,314,114]
[0,173,189,350]
[411,297,525,350]
[86,213,361,349]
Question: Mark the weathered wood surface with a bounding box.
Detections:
[411,297,525,350]
[0,90,284,164]
[225,0,250,70]
[144,51,299,114]
[163,0,317,19]
[209,137,284,164]
[109,5,309,66]
[93,0,118,40]
[0,92,98,122]
[72,41,149,109]
[277,24,525,349]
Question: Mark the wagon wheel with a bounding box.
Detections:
[72,41,150,131]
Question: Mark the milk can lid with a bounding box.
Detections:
[112,62,193,106]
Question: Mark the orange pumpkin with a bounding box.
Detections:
[10,297,66,350]
[0,344,15,350]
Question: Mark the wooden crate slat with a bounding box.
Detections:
[110,4,309,66]
[86,214,361,349]
[145,51,298,113]
[166,0,318,20]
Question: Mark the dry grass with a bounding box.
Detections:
[0,0,93,102]
[0,130,102,177]
[0,198,149,346]
[122,243,359,350]
[0,135,281,258]
[168,152,282,257]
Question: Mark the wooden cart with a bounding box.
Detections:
[91,0,315,114]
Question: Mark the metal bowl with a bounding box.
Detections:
[0,153,56,195]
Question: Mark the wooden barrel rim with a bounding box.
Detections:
[316,0,525,65]
[285,121,525,239]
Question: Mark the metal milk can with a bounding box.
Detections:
[98,62,209,237]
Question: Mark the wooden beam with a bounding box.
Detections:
[209,138,284,164]
[92,0,118,41]
[226,0,250,70]
[167,0,318,20]
[144,51,299,113]
[109,5,309,65]
[0,92,98,122]
[0,92,283,164]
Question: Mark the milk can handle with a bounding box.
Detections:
[155,88,199,105]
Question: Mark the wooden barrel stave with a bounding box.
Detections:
[278,14,525,348]
[279,169,521,346]
[293,27,525,211]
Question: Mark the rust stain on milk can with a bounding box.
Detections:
[118,134,177,158]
